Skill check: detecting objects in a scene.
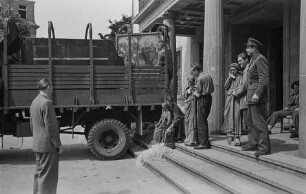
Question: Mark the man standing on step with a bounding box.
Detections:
[242,38,271,156]
[191,64,214,149]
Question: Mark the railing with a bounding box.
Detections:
[139,0,152,12]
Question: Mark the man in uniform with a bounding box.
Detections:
[30,78,62,194]
[191,64,214,149]
[242,38,271,156]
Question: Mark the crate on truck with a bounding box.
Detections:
[0,21,171,160]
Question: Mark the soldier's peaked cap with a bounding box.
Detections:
[244,38,263,47]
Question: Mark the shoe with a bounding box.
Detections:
[234,138,242,146]
[290,134,299,138]
[193,145,211,149]
[242,146,256,151]
[164,143,175,149]
[184,142,197,147]
[176,139,184,143]
[254,150,271,156]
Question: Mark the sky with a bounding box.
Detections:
[35,0,135,39]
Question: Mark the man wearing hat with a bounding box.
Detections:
[267,81,299,138]
[30,78,62,194]
[242,38,271,156]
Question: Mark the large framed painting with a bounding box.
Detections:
[116,32,162,67]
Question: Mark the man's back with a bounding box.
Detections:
[30,94,61,153]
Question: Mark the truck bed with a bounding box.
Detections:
[1,38,166,109]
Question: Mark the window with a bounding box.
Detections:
[18,5,27,19]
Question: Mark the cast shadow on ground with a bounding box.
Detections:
[0,143,134,165]
[270,138,299,153]
[94,190,131,194]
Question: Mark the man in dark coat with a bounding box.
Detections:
[242,38,271,156]
[30,78,62,194]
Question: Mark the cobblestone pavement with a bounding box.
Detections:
[0,131,178,194]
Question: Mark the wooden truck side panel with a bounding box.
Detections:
[4,38,165,109]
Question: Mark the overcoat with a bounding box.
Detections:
[246,53,269,104]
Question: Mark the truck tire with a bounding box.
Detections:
[87,119,129,160]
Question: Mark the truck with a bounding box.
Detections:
[0,20,171,160]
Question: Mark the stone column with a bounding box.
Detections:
[283,0,291,107]
[163,12,177,102]
[203,0,224,134]
[299,0,306,158]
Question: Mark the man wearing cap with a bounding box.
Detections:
[30,78,61,194]
[242,38,271,156]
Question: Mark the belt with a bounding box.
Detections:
[199,94,212,98]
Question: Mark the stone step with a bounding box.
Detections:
[210,140,306,178]
[164,150,281,194]
[143,159,226,194]
[175,144,306,194]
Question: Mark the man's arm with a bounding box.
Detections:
[172,105,182,127]
[42,101,61,149]
[224,76,233,91]
[254,56,269,99]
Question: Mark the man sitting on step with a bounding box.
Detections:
[267,81,299,136]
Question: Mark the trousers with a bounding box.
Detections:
[33,152,59,194]
[267,109,292,127]
[197,94,212,146]
[247,103,271,151]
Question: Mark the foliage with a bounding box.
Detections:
[0,8,32,41]
[108,14,132,39]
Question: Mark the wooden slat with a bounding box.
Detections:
[9,65,47,69]
[9,86,37,90]
[53,80,89,85]
[94,69,128,73]
[95,66,127,70]
[94,85,129,89]
[133,66,161,70]
[133,71,161,73]
[54,65,89,69]
[9,68,48,73]
[8,77,46,81]
[9,73,48,77]
[134,78,164,81]
[54,77,90,81]
[94,77,128,81]
[53,69,89,73]
[95,74,127,77]
[53,85,89,89]
[53,73,88,77]
[94,80,129,85]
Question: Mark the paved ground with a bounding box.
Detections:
[0,133,179,194]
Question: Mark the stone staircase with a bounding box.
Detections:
[142,142,306,194]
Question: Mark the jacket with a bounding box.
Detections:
[30,93,61,153]
[246,53,269,104]
[233,64,249,109]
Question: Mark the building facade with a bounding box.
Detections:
[133,0,306,158]
[0,0,39,37]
